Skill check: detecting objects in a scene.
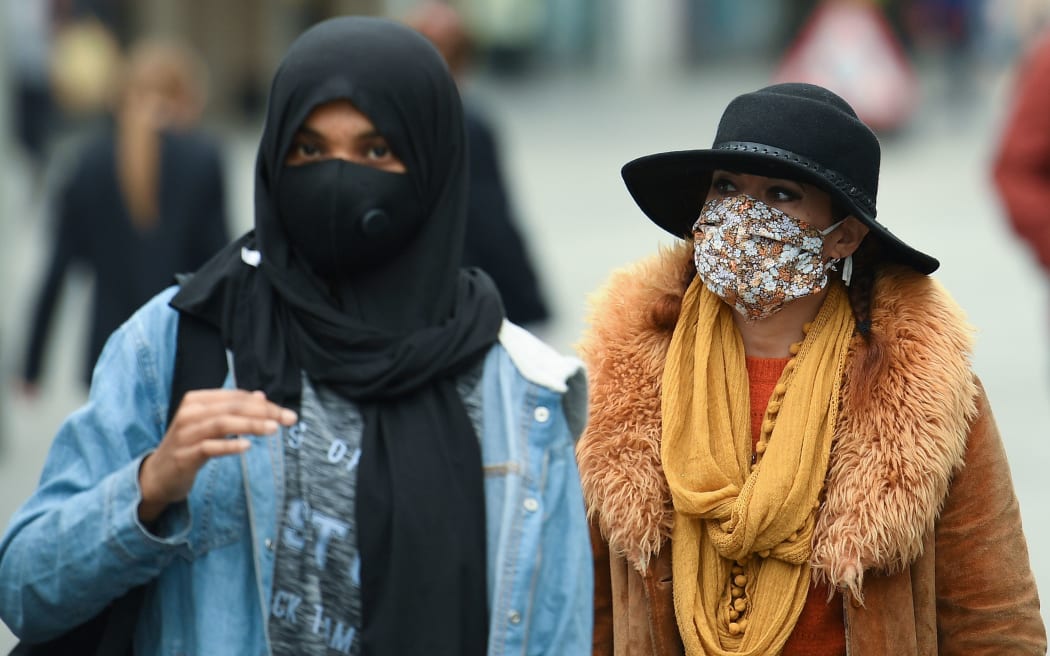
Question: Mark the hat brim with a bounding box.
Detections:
[622,149,939,274]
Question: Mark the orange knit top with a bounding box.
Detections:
[746,356,846,656]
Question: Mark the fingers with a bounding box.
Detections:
[172,389,298,441]
[141,388,297,513]
[182,389,298,422]
[192,437,253,462]
[162,436,253,477]
[180,415,282,443]
[162,387,298,473]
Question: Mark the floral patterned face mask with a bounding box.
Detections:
[693,194,842,321]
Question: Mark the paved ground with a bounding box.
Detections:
[0,61,1047,648]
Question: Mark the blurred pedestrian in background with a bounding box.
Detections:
[19,38,230,394]
[5,0,59,180]
[406,0,551,329]
[774,0,919,133]
[905,0,982,102]
[0,16,591,654]
[993,28,1050,347]
[578,83,1046,654]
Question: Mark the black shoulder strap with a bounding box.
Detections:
[167,310,228,426]
[91,588,145,656]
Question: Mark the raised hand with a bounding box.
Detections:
[138,389,297,523]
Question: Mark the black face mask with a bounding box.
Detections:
[277,159,425,279]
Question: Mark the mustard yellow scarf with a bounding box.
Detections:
[663,279,853,655]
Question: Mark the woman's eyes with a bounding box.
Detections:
[769,186,801,202]
[711,177,801,203]
[366,143,391,160]
[711,177,736,194]
[288,139,393,161]
[294,141,322,158]
[367,145,394,162]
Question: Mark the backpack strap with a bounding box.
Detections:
[167,310,227,426]
[91,587,145,656]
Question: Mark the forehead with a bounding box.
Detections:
[299,99,378,135]
[713,169,803,185]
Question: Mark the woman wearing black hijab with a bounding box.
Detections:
[0,17,593,656]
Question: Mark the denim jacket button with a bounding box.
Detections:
[264,538,274,551]
[533,406,550,423]
[508,610,522,625]
[523,497,539,513]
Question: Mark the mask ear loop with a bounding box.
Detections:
[842,255,853,287]
[820,220,852,287]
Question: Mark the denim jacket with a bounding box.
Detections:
[0,287,592,655]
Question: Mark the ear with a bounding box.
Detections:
[822,216,870,259]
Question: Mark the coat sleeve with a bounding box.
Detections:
[992,33,1050,272]
[934,383,1047,654]
[0,291,191,642]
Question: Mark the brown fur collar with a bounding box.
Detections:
[576,242,978,595]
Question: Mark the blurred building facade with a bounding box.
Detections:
[7,0,1047,136]
[70,0,804,121]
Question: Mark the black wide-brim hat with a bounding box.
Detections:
[622,83,938,274]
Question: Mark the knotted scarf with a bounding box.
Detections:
[662,278,853,655]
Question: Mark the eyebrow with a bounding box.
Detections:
[293,125,387,141]
[293,125,323,140]
[714,170,800,183]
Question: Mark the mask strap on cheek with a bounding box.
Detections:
[820,220,845,236]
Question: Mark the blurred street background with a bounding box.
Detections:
[2,0,1049,649]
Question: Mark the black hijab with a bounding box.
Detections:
[172,16,502,654]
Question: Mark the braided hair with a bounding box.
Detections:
[842,234,888,395]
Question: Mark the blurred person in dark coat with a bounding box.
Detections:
[20,39,230,392]
[407,1,551,328]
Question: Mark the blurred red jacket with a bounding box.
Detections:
[993,32,1050,272]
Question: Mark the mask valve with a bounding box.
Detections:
[361,209,390,236]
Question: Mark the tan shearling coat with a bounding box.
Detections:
[577,243,1047,655]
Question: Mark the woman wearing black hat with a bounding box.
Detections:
[0,17,592,655]
[577,83,1046,655]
